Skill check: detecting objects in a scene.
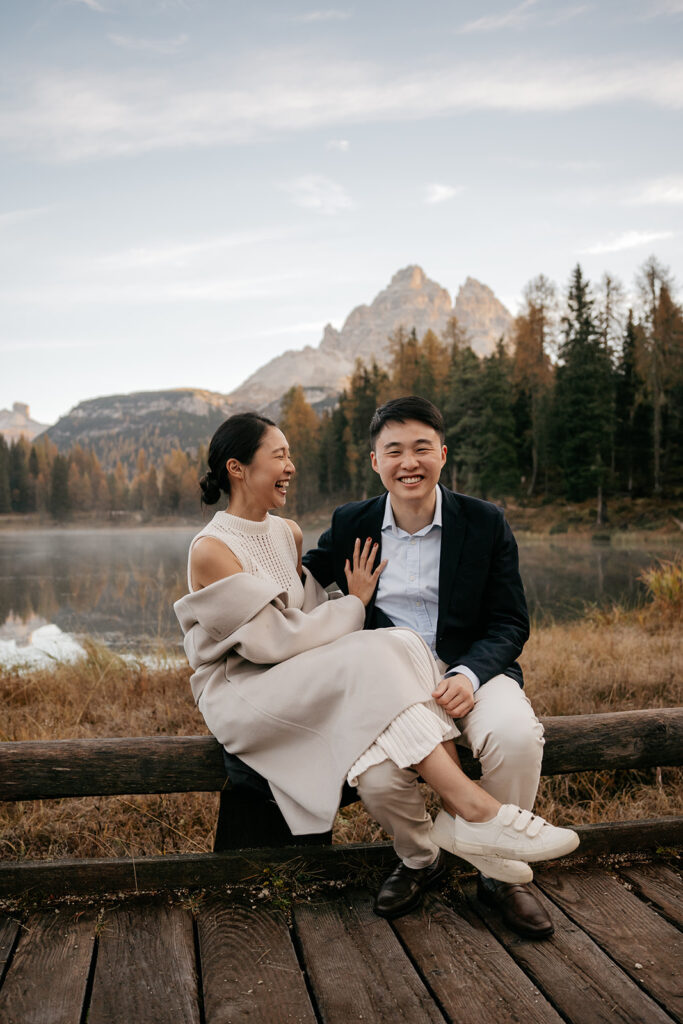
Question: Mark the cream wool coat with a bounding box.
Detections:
[174,569,440,834]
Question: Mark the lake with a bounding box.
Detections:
[0,524,679,664]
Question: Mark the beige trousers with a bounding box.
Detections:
[355,674,545,869]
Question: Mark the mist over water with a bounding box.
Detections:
[0,527,679,662]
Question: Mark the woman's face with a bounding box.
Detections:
[236,425,295,510]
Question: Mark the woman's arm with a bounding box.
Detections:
[190,537,243,590]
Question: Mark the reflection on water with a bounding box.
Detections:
[0,526,679,658]
[0,528,196,657]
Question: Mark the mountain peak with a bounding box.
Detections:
[390,265,428,290]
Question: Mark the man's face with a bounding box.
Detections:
[370,419,447,502]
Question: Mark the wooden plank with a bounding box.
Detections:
[196,894,316,1024]
[0,908,96,1024]
[88,899,200,1024]
[394,891,564,1023]
[463,877,675,1024]
[619,862,683,927]
[2,818,681,899]
[293,890,445,1023]
[2,708,681,801]
[536,866,683,1020]
[0,914,21,986]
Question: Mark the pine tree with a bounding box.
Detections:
[343,359,389,498]
[278,386,321,515]
[614,311,652,494]
[554,265,614,513]
[511,275,556,497]
[0,436,11,514]
[478,343,519,498]
[443,346,485,494]
[49,455,71,520]
[9,438,31,512]
[636,257,683,494]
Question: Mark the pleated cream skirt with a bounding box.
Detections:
[347,629,460,786]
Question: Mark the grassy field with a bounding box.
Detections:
[1,561,681,863]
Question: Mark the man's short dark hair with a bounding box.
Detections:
[369,396,445,449]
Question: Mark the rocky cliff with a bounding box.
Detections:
[0,403,50,442]
[228,266,512,408]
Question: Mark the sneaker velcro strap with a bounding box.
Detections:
[526,816,545,837]
[513,809,534,832]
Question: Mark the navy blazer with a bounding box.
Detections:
[302,485,529,688]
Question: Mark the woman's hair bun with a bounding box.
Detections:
[199,472,222,506]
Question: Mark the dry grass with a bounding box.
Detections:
[1,600,681,861]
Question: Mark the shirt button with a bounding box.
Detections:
[409,575,415,581]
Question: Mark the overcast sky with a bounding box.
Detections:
[2,0,682,425]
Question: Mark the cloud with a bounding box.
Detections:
[0,273,303,306]
[627,176,683,205]
[579,230,674,255]
[294,9,351,22]
[69,0,108,10]
[282,175,353,214]
[640,0,683,15]
[0,206,53,227]
[3,56,683,162]
[326,138,350,151]
[424,183,463,204]
[97,228,292,270]
[548,4,592,23]
[458,0,539,33]
[108,33,188,55]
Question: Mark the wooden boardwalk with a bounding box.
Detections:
[0,859,680,1024]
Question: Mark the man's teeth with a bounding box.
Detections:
[275,480,289,489]
[400,476,422,484]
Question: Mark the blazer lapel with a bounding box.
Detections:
[437,486,467,632]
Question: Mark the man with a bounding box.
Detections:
[303,395,552,939]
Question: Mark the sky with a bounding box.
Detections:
[1,0,682,426]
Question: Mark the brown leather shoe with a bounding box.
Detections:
[374,851,448,919]
[477,877,554,939]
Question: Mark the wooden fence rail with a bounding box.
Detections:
[2,708,682,801]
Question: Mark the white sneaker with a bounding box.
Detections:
[451,804,580,863]
[431,812,533,884]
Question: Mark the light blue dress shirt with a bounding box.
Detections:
[374,489,481,692]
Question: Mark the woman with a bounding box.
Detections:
[174,413,578,879]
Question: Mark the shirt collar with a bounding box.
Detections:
[382,486,442,537]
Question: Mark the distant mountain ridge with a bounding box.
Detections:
[42,266,513,468]
[45,389,238,471]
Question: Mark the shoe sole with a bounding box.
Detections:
[455,831,580,863]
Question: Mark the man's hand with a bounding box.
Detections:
[432,673,475,718]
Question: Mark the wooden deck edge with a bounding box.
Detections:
[1,817,680,899]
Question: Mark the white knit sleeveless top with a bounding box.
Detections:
[187,510,304,608]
